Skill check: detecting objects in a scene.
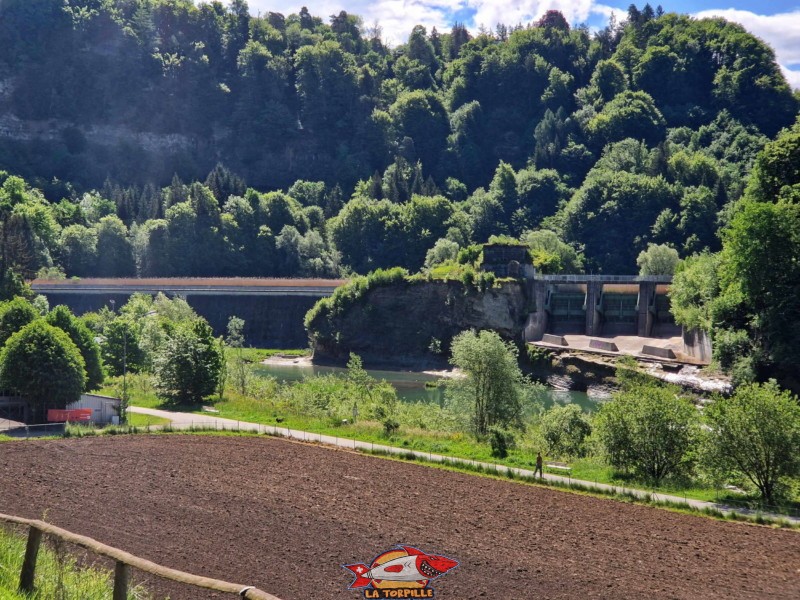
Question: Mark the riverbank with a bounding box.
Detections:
[262,354,314,367]
[261,348,730,403]
[262,353,464,380]
[529,346,731,397]
[644,361,732,394]
[261,333,728,399]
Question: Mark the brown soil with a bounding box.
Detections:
[0,436,798,599]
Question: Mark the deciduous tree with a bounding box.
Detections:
[102,318,145,377]
[595,377,698,484]
[448,330,526,437]
[703,382,800,504]
[0,296,38,346]
[0,320,86,422]
[636,243,680,275]
[46,304,104,390]
[154,320,223,404]
[226,315,249,394]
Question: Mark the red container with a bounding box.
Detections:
[47,409,93,422]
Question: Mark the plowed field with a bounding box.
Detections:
[0,435,798,599]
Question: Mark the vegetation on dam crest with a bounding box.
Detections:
[306,268,529,365]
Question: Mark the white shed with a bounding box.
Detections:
[67,394,121,425]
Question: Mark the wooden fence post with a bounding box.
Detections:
[19,526,42,593]
[113,561,129,600]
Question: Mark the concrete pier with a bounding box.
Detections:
[524,275,674,341]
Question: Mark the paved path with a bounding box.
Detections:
[129,406,800,525]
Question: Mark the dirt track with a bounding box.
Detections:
[0,435,798,599]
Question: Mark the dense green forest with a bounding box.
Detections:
[0,0,797,282]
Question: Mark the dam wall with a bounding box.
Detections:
[32,278,344,348]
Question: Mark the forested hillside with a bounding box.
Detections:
[0,1,797,280]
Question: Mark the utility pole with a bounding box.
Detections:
[121,326,128,425]
[109,299,128,425]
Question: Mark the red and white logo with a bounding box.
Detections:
[344,545,458,598]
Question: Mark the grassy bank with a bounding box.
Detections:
[239,348,310,362]
[126,413,170,427]
[0,525,148,599]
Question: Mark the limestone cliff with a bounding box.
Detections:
[308,279,530,366]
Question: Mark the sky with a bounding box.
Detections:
[236,1,800,88]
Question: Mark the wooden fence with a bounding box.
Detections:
[0,512,281,600]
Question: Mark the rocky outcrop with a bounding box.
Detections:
[527,349,618,398]
[0,113,201,154]
[527,345,731,398]
[309,279,530,367]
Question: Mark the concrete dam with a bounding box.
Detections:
[520,274,710,363]
[31,273,708,363]
[31,278,346,348]
[523,274,676,340]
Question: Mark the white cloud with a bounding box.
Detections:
[242,1,455,45]
[590,3,624,20]
[236,2,800,86]
[355,1,456,45]
[780,64,800,90]
[241,1,615,44]
[694,8,800,89]
[468,0,593,31]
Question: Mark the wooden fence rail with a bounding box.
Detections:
[0,512,281,600]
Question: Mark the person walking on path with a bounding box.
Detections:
[534,452,543,478]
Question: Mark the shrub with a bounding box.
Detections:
[460,267,476,288]
[456,244,483,265]
[304,267,408,330]
[702,381,800,505]
[153,320,223,404]
[713,328,752,371]
[730,354,757,386]
[478,271,496,290]
[526,345,553,366]
[540,403,592,458]
[383,418,400,437]
[489,427,516,458]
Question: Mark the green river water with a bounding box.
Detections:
[253,362,601,412]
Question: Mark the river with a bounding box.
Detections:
[254,362,602,412]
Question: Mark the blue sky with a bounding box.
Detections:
[237,1,800,87]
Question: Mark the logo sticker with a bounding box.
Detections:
[343,545,458,598]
